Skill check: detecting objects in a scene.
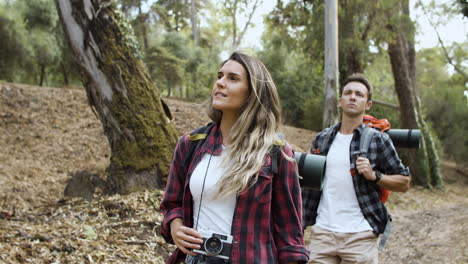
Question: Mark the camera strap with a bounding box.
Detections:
[194,147,214,230]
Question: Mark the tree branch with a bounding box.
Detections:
[234,0,262,50]
[419,1,468,81]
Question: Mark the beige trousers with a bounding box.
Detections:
[307,225,378,264]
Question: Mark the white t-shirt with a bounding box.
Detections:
[190,147,236,235]
[316,132,372,233]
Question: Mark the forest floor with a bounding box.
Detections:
[0,82,467,264]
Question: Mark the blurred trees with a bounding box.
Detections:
[0,0,79,86]
[0,0,466,176]
[417,45,468,163]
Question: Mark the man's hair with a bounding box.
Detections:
[341,73,373,101]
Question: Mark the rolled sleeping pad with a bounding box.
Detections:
[386,129,421,148]
[294,152,326,191]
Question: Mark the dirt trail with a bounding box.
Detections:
[0,82,467,263]
[381,203,468,264]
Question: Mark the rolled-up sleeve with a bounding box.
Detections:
[273,143,310,263]
[160,134,190,244]
[376,133,409,176]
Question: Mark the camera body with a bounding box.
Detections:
[193,229,233,260]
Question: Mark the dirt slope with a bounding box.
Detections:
[0,82,467,263]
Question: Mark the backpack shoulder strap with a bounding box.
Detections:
[270,138,286,175]
[359,126,378,158]
[181,123,215,168]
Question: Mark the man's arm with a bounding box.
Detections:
[375,173,410,192]
[356,156,410,192]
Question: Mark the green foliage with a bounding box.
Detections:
[22,0,58,30]
[151,0,191,31]
[364,52,401,127]
[0,0,80,86]
[259,27,323,130]
[0,8,29,81]
[145,45,185,96]
[417,45,468,162]
[458,0,468,17]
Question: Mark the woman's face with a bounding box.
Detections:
[212,60,250,117]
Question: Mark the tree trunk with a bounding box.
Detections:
[39,65,46,86]
[323,0,339,128]
[190,0,199,46]
[137,4,149,54]
[386,4,442,188]
[61,62,70,85]
[338,0,363,85]
[55,0,178,194]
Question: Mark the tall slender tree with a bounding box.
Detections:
[55,0,178,194]
[323,0,339,128]
[386,0,442,187]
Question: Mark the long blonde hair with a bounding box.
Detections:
[206,52,288,198]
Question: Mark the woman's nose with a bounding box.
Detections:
[216,77,226,88]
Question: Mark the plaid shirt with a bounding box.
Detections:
[302,123,409,235]
[160,123,309,264]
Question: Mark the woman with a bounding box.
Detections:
[160,52,309,264]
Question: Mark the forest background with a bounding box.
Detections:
[1,0,466,162]
[0,0,467,262]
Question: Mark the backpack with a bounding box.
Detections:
[361,115,391,203]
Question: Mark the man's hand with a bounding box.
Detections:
[355,156,377,181]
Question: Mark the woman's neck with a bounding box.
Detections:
[220,113,238,145]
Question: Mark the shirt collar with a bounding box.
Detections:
[200,123,224,155]
[333,122,367,136]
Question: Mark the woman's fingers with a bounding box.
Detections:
[174,226,203,255]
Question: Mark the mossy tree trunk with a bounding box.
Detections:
[386,0,442,188]
[55,0,178,194]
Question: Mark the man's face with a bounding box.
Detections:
[339,81,372,117]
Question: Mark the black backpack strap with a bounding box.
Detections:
[270,138,286,175]
[180,123,216,168]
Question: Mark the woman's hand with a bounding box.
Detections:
[170,218,203,256]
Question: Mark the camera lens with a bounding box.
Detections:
[204,236,223,256]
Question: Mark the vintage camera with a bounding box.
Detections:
[193,229,233,260]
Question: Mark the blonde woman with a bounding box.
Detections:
[160,52,309,264]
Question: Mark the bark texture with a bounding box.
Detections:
[56,0,178,194]
[386,1,442,187]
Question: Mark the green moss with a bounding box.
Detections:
[83,3,178,188]
[112,8,143,59]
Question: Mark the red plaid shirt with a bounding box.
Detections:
[160,124,309,263]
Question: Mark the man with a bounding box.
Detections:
[302,73,410,264]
